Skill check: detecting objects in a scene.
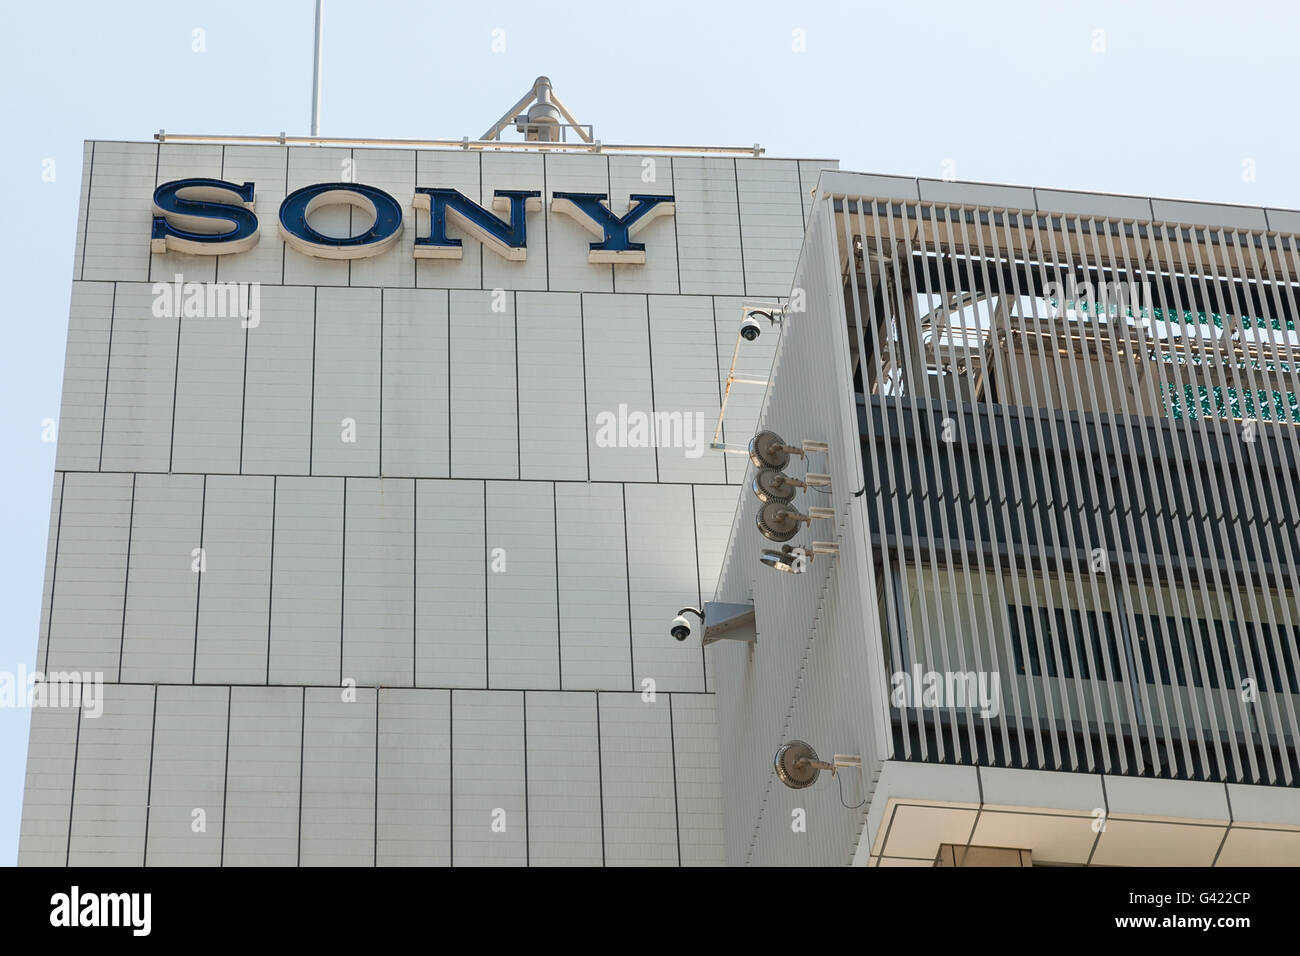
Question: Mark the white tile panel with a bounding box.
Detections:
[449,290,517,478]
[71,141,93,281]
[670,693,726,866]
[33,475,63,670]
[67,684,154,865]
[610,154,679,295]
[45,472,132,676]
[381,288,449,477]
[599,692,679,865]
[917,177,1036,210]
[693,484,741,602]
[241,284,314,475]
[283,147,352,287]
[120,473,203,682]
[194,475,273,683]
[349,148,416,289]
[736,159,807,297]
[151,144,223,284]
[556,483,631,691]
[269,477,342,685]
[16,703,79,865]
[648,295,726,484]
[1151,198,1267,230]
[54,281,114,471]
[415,479,486,688]
[100,282,178,473]
[525,691,603,865]
[144,686,227,866]
[486,481,559,689]
[222,686,301,866]
[693,483,741,694]
[452,690,527,865]
[583,293,657,481]
[516,291,587,480]
[673,157,744,295]
[171,309,246,474]
[377,688,451,865]
[415,150,482,291]
[81,142,155,282]
[543,153,613,293]
[313,287,381,476]
[480,151,547,292]
[625,483,705,692]
[300,688,376,866]
[217,144,288,286]
[343,478,415,686]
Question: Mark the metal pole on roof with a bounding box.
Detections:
[310,0,324,136]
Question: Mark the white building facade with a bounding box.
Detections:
[19,135,834,865]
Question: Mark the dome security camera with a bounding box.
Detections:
[740,314,763,341]
[670,606,704,642]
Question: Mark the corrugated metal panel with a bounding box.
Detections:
[376,688,451,865]
[194,475,273,683]
[312,287,381,476]
[172,308,246,474]
[598,692,679,865]
[712,197,889,865]
[241,284,314,476]
[555,482,631,690]
[145,686,227,866]
[45,472,133,676]
[381,288,451,478]
[54,282,113,471]
[343,478,415,686]
[517,291,588,480]
[100,283,177,472]
[300,688,376,866]
[486,481,559,689]
[120,473,203,682]
[649,295,727,484]
[415,479,486,687]
[582,293,657,481]
[81,142,155,282]
[268,476,343,684]
[524,691,603,865]
[449,290,518,478]
[451,689,527,865]
[68,684,153,865]
[223,686,302,865]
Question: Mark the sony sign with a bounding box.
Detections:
[151,177,675,264]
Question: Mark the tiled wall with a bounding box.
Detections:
[19,142,834,866]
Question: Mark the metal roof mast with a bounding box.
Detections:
[481,76,593,144]
[159,10,767,156]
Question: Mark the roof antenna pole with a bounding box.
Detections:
[310,0,324,137]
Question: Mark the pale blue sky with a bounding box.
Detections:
[2,0,1297,866]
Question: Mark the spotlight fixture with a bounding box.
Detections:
[773,740,863,790]
[756,500,834,542]
[748,431,829,470]
[752,467,832,504]
[759,541,840,573]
